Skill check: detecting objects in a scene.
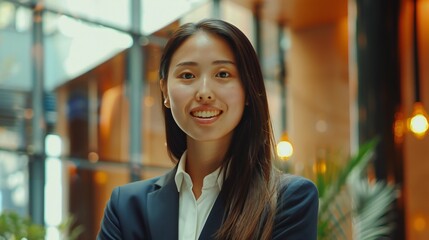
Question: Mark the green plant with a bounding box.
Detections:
[314,138,397,240]
[0,211,45,240]
[349,175,397,240]
[0,211,83,240]
[58,215,84,240]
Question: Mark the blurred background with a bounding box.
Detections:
[0,0,428,239]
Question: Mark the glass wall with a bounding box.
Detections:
[0,0,33,218]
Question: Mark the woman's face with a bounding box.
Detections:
[161,31,245,144]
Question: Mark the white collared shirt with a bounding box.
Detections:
[174,151,223,240]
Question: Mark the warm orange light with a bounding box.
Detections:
[393,111,405,143]
[69,164,78,177]
[313,161,327,174]
[100,86,122,140]
[407,102,429,139]
[94,171,108,185]
[88,152,99,163]
[276,132,293,160]
[413,216,427,232]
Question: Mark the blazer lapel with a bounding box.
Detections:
[147,168,179,240]
[198,189,226,240]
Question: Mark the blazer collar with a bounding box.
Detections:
[199,189,226,240]
[147,166,227,240]
[147,167,179,239]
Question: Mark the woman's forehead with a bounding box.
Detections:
[170,32,235,65]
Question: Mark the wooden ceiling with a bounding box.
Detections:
[228,0,348,29]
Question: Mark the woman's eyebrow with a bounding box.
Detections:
[213,60,235,65]
[175,60,235,67]
[175,61,198,67]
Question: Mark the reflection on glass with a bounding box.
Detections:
[46,226,61,240]
[45,134,62,157]
[0,7,32,91]
[44,0,131,30]
[44,157,63,227]
[44,13,132,90]
[141,0,209,34]
[44,134,64,229]
[0,151,28,216]
[0,2,15,29]
[41,0,209,35]
[16,6,31,32]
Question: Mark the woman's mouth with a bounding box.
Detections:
[191,110,222,119]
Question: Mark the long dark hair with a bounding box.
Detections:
[159,19,279,239]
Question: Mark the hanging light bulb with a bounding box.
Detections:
[408,102,429,139]
[408,0,428,139]
[276,132,293,160]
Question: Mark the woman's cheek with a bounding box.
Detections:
[168,84,192,107]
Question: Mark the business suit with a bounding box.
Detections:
[97,167,318,240]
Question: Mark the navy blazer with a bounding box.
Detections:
[97,168,318,240]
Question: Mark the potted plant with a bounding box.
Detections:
[315,138,397,240]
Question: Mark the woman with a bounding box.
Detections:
[98,19,318,240]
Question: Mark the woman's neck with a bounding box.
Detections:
[185,137,230,198]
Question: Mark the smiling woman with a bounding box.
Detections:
[97,19,318,240]
[162,30,245,146]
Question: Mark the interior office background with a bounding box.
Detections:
[0,0,428,239]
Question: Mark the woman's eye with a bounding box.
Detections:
[216,71,230,78]
[179,72,195,79]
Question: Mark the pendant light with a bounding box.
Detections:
[408,0,428,139]
[275,24,294,160]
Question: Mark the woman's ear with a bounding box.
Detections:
[160,79,170,108]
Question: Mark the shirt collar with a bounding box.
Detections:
[174,150,224,192]
[174,151,188,192]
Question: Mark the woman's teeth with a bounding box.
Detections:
[191,110,221,118]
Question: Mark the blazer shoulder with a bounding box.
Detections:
[272,174,319,239]
[279,174,318,196]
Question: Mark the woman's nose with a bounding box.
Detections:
[196,92,214,102]
[195,78,215,102]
